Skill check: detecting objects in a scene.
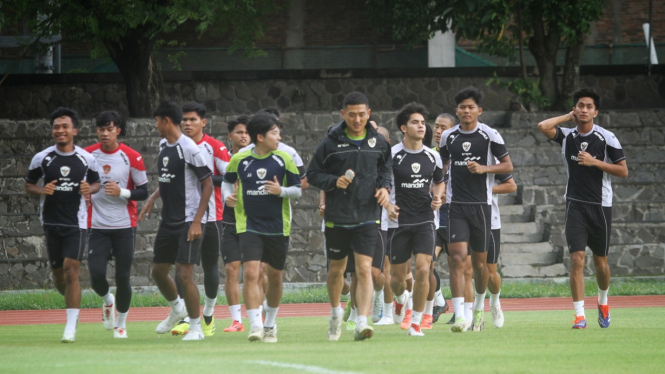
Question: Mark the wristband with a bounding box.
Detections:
[120,188,131,199]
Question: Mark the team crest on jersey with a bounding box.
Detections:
[368,137,376,148]
[257,168,267,179]
[463,142,471,152]
[581,142,588,151]
[103,165,111,174]
[411,163,421,173]
[60,166,70,177]
[163,157,169,167]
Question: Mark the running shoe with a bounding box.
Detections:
[170,320,190,336]
[346,320,356,331]
[421,314,433,330]
[597,304,611,328]
[451,317,466,333]
[343,302,352,322]
[102,294,116,331]
[182,329,205,341]
[374,315,395,325]
[471,310,484,332]
[400,310,412,330]
[407,323,424,336]
[113,327,128,339]
[248,326,264,342]
[263,326,277,343]
[393,298,407,324]
[201,315,215,336]
[328,316,342,341]
[371,291,384,323]
[432,302,449,323]
[223,320,245,332]
[354,320,373,341]
[571,314,587,329]
[155,308,188,334]
[491,305,504,328]
[61,330,76,343]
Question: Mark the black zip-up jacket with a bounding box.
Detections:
[307,121,392,226]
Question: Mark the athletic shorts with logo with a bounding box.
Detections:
[448,203,491,253]
[388,222,436,265]
[220,223,241,264]
[565,200,612,257]
[239,232,289,270]
[153,222,206,265]
[44,225,86,269]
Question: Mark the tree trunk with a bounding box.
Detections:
[103,33,164,117]
[527,7,561,109]
[557,40,585,110]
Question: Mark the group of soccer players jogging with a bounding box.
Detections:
[24,84,627,343]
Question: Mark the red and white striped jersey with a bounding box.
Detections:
[85,143,148,229]
[197,134,230,222]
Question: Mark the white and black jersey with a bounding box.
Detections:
[25,145,100,229]
[157,135,212,225]
[389,143,444,226]
[439,123,509,205]
[553,124,625,207]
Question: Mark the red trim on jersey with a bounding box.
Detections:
[122,144,147,172]
[200,134,230,221]
[84,142,122,155]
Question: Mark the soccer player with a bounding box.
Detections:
[439,87,513,332]
[24,107,101,342]
[308,92,391,341]
[150,101,213,341]
[222,114,302,343]
[85,110,149,338]
[538,88,627,329]
[386,103,445,336]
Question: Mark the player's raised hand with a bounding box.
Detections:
[79,180,91,195]
[265,176,282,196]
[187,221,202,241]
[105,180,122,196]
[431,195,442,211]
[467,161,486,174]
[387,203,400,221]
[375,187,389,207]
[226,183,239,208]
[42,180,58,195]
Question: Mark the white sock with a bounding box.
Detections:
[407,294,413,311]
[373,289,383,300]
[573,301,585,318]
[489,291,501,308]
[189,317,201,331]
[116,312,128,329]
[102,292,114,306]
[169,297,184,314]
[395,291,406,304]
[383,303,393,318]
[65,309,79,333]
[228,304,242,323]
[464,302,473,321]
[434,289,446,306]
[349,307,358,322]
[425,299,434,315]
[598,288,608,305]
[452,297,464,320]
[357,315,367,326]
[264,306,279,328]
[412,311,423,326]
[203,296,216,317]
[474,291,486,311]
[263,299,268,311]
[331,306,343,319]
[247,308,263,329]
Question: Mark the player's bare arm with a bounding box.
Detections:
[24,180,57,196]
[375,187,390,207]
[538,111,576,140]
[431,181,445,210]
[188,176,213,241]
[468,154,513,175]
[578,155,628,178]
[138,189,161,221]
[492,178,517,195]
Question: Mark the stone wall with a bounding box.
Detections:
[1,110,664,290]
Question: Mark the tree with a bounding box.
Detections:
[366,0,605,110]
[3,0,280,116]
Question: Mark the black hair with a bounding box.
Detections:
[95,110,126,136]
[247,114,281,144]
[152,101,183,125]
[181,101,207,119]
[454,86,484,106]
[257,107,281,119]
[436,113,457,124]
[50,107,80,128]
[396,102,429,130]
[228,115,249,133]
[424,123,433,147]
[572,88,601,110]
[342,91,370,109]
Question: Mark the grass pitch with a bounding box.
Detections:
[1,308,663,374]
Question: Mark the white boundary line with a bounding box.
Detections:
[246,360,363,374]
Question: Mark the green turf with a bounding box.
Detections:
[0,308,663,374]
[1,277,663,311]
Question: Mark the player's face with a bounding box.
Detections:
[229,124,249,149]
[573,97,597,124]
[259,125,281,151]
[401,113,426,141]
[455,98,482,126]
[342,104,371,138]
[155,116,171,137]
[95,122,121,146]
[52,116,77,147]
[433,117,453,144]
[182,111,206,139]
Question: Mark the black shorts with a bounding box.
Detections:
[325,223,377,261]
[43,225,86,269]
[373,230,387,271]
[201,221,222,261]
[435,227,448,259]
[448,203,491,253]
[239,232,289,271]
[88,227,136,265]
[565,201,612,257]
[487,229,501,264]
[388,223,436,265]
[220,223,241,264]
[153,222,206,265]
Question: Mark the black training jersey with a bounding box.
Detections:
[553,124,625,207]
[25,145,100,229]
[157,135,212,225]
[388,143,444,227]
[439,123,509,205]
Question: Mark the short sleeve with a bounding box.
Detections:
[25,153,45,183]
[130,154,148,186]
[495,173,513,183]
[82,151,101,183]
[552,126,570,146]
[214,145,230,175]
[604,130,625,164]
[184,142,212,181]
[489,129,509,160]
[439,140,450,162]
[223,154,240,184]
[432,150,445,183]
[282,153,302,187]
